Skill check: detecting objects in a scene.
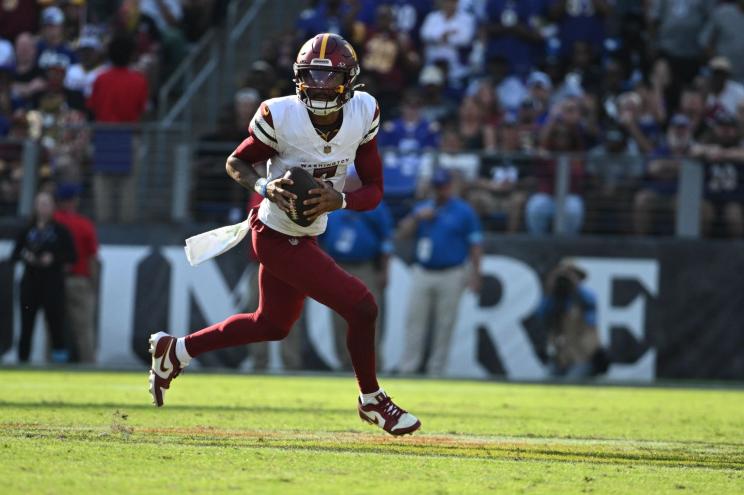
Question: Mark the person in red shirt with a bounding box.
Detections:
[88,34,148,123]
[54,183,99,363]
[88,34,147,222]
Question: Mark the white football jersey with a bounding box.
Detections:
[250,91,380,237]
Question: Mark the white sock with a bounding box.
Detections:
[360,388,384,405]
[175,338,192,367]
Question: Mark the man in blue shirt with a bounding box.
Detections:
[378,92,441,222]
[320,200,395,370]
[395,168,483,375]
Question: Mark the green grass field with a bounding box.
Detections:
[0,370,742,494]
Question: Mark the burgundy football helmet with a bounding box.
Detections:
[293,33,361,115]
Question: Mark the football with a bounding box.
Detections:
[282,166,319,227]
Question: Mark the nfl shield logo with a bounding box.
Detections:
[323,145,332,154]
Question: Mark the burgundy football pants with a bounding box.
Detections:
[185,218,380,393]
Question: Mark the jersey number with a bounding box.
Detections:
[313,166,338,179]
[708,164,738,193]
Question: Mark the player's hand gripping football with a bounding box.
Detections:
[265,177,297,213]
[304,179,343,222]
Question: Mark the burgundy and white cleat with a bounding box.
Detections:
[148,332,183,407]
[358,390,421,436]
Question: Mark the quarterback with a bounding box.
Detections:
[148,33,421,436]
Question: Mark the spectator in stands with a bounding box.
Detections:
[37,7,77,72]
[648,0,713,110]
[615,91,658,155]
[483,0,547,77]
[0,0,39,42]
[691,110,744,237]
[10,191,76,363]
[563,41,603,96]
[549,0,612,61]
[53,183,99,363]
[30,56,86,113]
[88,34,148,122]
[417,64,456,123]
[527,97,587,235]
[378,91,440,221]
[680,86,708,139]
[471,74,503,130]
[457,95,490,151]
[419,0,476,89]
[60,0,86,42]
[482,55,528,113]
[584,125,643,234]
[139,0,187,78]
[536,258,605,379]
[396,168,482,375]
[437,125,481,191]
[115,0,161,87]
[700,0,744,83]
[64,34,106,98]
[704,57,744,118]
[526,71,552,125]
[12,32,46,103]
[88,34,148,222]
[320,187,394,370]
[633,113,693,236]
[359,4,421,118]
[472,114,533,232]
[514,98,542,151]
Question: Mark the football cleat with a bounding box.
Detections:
[148,332,183,407]
[358,391,421,436]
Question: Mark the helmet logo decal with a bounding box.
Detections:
[310,58,332,66]
[319,33,331,59]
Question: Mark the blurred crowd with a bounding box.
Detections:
[0,0,226,216]
[203,0,744,237]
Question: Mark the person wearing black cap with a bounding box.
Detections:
[10,191,76,363]
[395,168,483,375]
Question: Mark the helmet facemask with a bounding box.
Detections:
[294,65,358,116]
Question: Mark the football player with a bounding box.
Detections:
[148,33,421,436]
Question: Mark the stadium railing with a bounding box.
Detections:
[0,133,707,238]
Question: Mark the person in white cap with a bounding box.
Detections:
[705,56,744,117]
[37,7,76,71]
[64,35,106,98]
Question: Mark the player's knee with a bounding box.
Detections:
[347,293,378,324]
[257,314,292,341]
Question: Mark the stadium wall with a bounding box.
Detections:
[1,228,742,381]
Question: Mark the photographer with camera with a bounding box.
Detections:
[536,259,608,379]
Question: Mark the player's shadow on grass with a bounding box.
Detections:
[0,400,490,420]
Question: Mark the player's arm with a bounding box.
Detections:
[227,103,297,213]
[344,103,383,211]
[304,105,384,219]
